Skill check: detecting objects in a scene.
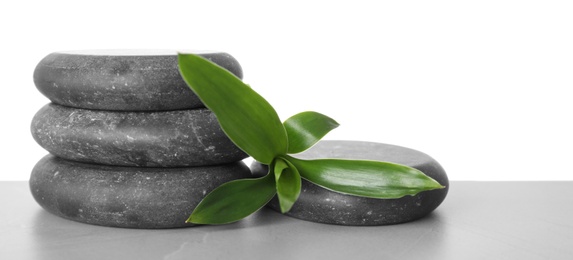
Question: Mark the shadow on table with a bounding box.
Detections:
[31,207,450,259]
[30,207,290,259]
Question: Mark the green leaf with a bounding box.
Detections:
[187,174,276,225]
[287,156,445,199]
[284,111,340,154]
[178,53,288,164]
[273,157,302,213]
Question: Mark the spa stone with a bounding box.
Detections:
[33,50,243,111]
[251,140,449,226]
[31,103,247,167]
[30,154,252,228]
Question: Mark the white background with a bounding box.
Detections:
[1,0,572,181]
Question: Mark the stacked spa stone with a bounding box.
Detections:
[30,50,250,228]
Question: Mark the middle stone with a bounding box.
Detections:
[31,103,247,167]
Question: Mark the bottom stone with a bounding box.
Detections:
[30,154,251,228]
[251,140,449,226]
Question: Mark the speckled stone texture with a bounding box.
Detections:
[31,103,247,167]
[251,140,449,226]
[33,50,243,111]
[30,154,252,228]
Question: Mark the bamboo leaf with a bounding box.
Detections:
[287,156,444,199]
[178,54,288,164]
[284,111,339,154]
[274,158,302,213]
[187,174,276,225]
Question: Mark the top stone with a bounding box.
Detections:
[33,50,243,111]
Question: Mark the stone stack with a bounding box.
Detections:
[30,50,251,228]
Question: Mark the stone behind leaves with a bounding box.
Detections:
[30,154,252,228]
[251,140,449,226]
[33,50,243,111]
[31,103,247,167]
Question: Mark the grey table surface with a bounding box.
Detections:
[1,181,572,260]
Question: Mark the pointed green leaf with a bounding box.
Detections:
[284,111,340,154]
[273,158,289,178]
[273,158,301,213]
[178,53,288,164]
[287,156,445,199]
[187,174,276,225]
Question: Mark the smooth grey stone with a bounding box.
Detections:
[250,140,449,226]
[33,50,243,111]
[31,103,247,167]
[30,154,252,229]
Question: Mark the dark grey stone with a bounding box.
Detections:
[30,154,252,228]
[250,140,449,226]
[33,50,243,111]
[31,103,247,167]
